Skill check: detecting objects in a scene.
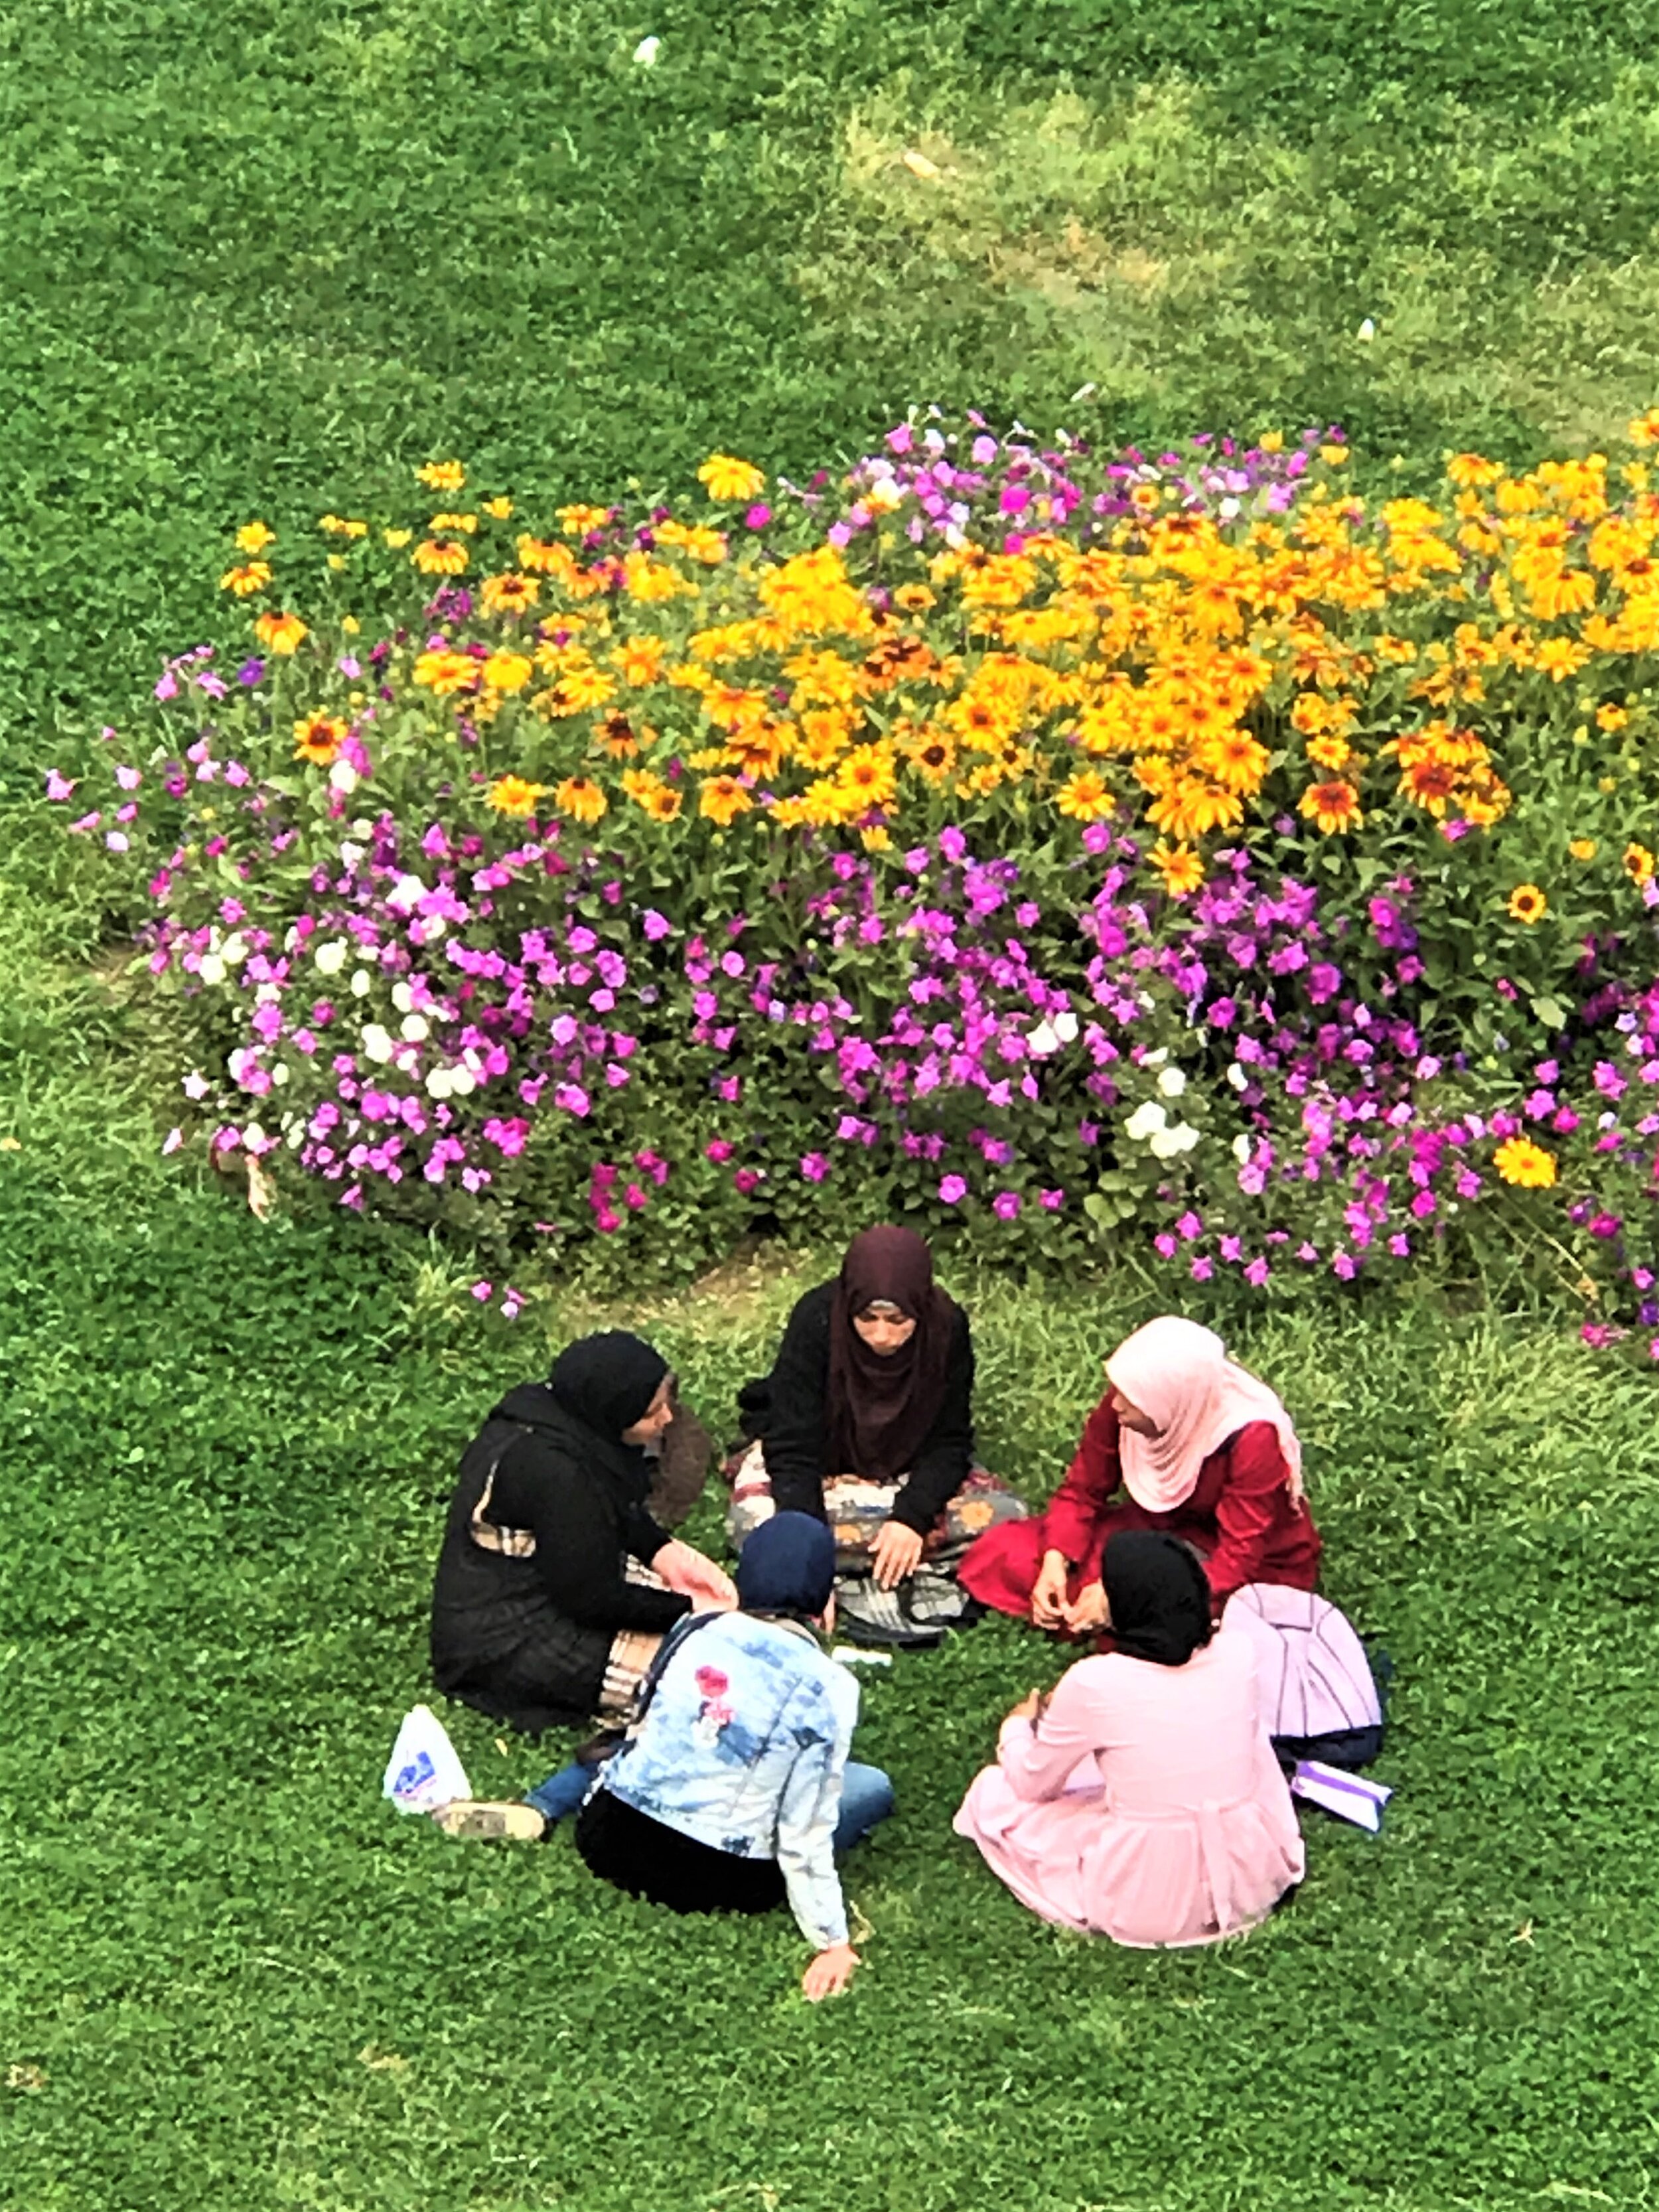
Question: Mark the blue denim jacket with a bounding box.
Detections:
[597,1612,859,1949]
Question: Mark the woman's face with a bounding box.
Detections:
[622,1374,676,1444]
[1110,1384,1158,1435]
[853,1301,916,1356]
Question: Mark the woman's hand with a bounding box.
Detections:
[871,1520,925,1591]
[1007,1687,1047,1726]
[802,1943,861,2000]
[1031,1548,1072,1631]
[654,1539,737,1611]
[1062,1581,1111,1636]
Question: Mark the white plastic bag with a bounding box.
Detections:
[383,1703,471,1815]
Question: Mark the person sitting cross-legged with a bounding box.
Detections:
[437,1514,893,2000]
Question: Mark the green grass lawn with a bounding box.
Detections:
[5,0,1659,2203]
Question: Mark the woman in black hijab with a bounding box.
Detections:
[430,1331,734,1733]
[731,1228,1025,1629]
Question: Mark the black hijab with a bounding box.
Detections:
[492,1331,669,1508]
[826,1225,958,1481]
[1102,1531,1214,1667]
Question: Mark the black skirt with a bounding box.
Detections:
[575,1786,786,1917]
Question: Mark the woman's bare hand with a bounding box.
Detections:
[802,1943,860,2000]
[871,1520,925,1591]
[1062,1581,1110,1636]
[1031,1549,1072,1631]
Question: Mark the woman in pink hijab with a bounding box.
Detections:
[958,1315,1320,1637]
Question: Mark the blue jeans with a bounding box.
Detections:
[526,1757,894,1856]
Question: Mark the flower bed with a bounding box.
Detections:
[48,413,1659,1346]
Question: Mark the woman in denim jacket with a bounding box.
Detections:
[443,1515,892,1998]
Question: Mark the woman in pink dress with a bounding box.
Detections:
[954,1530,1305,1947]
[959,1315,1319,1637]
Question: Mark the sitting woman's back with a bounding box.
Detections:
[954,1532,1303,1947]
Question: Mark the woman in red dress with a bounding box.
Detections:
[960,1316,1319,1637]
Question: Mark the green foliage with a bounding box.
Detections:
[6,0,1659,2204]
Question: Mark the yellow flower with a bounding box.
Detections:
[482,650,534,694]
[417,460,466,491]
[486,775,547,818]
[557,503,613,536]
[555,776,609,825]
[293,713,348,765]
[326,553,346,571]
[480,571,539,617]
[861,825,893,851]
[413,538,469,576]
[1624,842,1656,885]
[253,611,308,655]
[482,496,514,520]
[1258,430,1285,454]
[642,783,684,823]
[1297,778,1363,835]
[1493,1136,1557,1189]
[893,584,936,613]
[612,636,667,687]
[220,561,272,596]
[1306,732,1354,772]
[1506,883,1548,924]
[1445,452,1501,488]
[1627,408,1659,448]
[236,520,275,553]
[1150,842,1205,897]
[1056,767,1116,822]
[429,511,478,535]
[835,743,897,810]
[320,514,369,538]
[1597,702,1629,731]
[383,528,413,549]
[699,774,753,826]
[1319,444,1349,466]
[341,614,361,634]
[412,648,480,696]
[697,453,766,503]
[1568,838,1598,861]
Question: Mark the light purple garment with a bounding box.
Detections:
[954,1629,1305,1947]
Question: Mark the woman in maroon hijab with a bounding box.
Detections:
[728,1227,1026,1638]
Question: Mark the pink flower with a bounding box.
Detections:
[1154,1232,1177,1258]
[471,1280,493,1301]
[45,769,76,801]
[1244,1256,1270,1288]
[800,1152,830,1182]
[938,1173,968,1205]
[641,909,672,941]
[1038,1188,1066,1210]
[115,765,141,791]
[992,1191,1022,1220]
[733,1167,762,1195]
[1190,1256,1214,1282]
[596,1209,622,1234]
[161,1127,183,1155]
[744,504,772,530]
[705,1139,735,1164]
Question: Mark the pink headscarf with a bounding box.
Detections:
[1105,1316,1305,1514]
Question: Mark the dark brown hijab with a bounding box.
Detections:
[826,1226,958,1481]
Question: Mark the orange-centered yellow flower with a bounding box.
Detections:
[555,776,608,825]
[1297,778,1363,835]
[697,453,766,503]
[699,774,754,826]
[1492,1136,1557,1189]
[485,776,547,818]
[254,611,308,655]
[413,538,469,576]
[1149,842,1206,897]
[417,460,466,492]
[220,561,272,596]
[236,520,275,554]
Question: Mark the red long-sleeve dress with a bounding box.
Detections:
[960,1395,1321,1622]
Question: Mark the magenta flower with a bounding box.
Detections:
[992,1191,1022,1220]
[938,1173,968,1204]
[800,1151,830,1182]
[705,1139,734,1163]
[733,1167,762,1196]
[1038,1188,1066,1210]
[471,1280,493,1301]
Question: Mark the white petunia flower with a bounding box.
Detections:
[313,940,348,976]
[1226,1062,1249,1091]
[386,873,426,913]
[1232,1133,1252,1163]
[328,759,359,796]
[449,1068,476,1097]
[221,933,248,966]
[1025,1020,1060,1058]
[632,33,660,62]
[392,981,415,1014]
[1124,1100,1169,1142]
[198,954,226,987]
[360,1023,394,1063]
[400,1014,430,1044]
[350,968,372,998]
[1052,1009,1078,1044]
[1149,1122,1200,1159]
[425,1068,453,1100]
[1156,1066,1187,1098]
[1142,1047,1169,1067]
